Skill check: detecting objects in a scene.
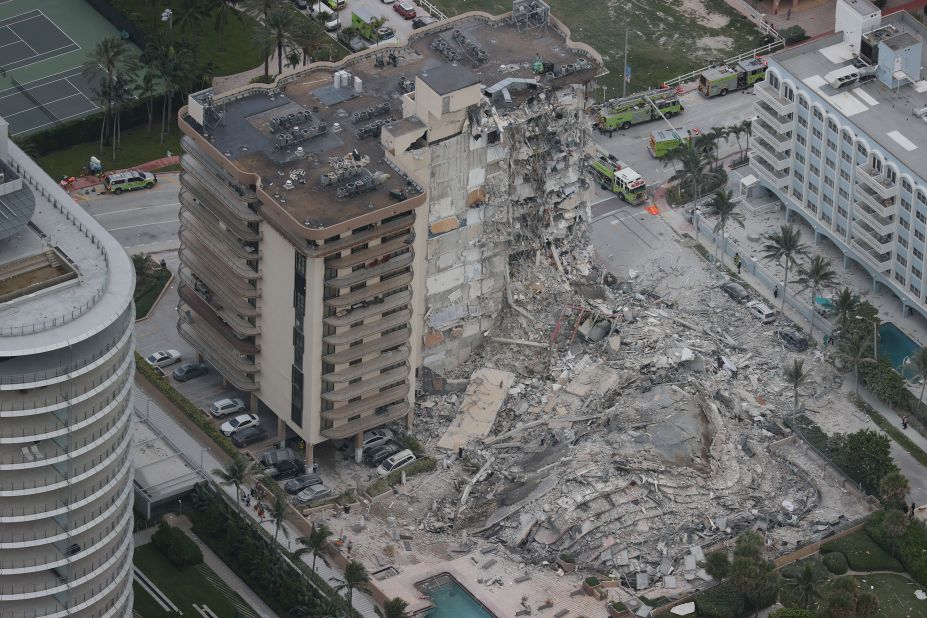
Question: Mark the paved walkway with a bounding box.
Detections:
[69,156,180,191]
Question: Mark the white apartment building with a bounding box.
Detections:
[752,0,927,320]
[0,116,135,617]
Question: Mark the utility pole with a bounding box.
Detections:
[622,28,629,99]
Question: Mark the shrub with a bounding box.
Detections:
[822,527,903,572]
[584,576,600,587]
[694,581,747,618]
[135,353,239,458]
[250,75,276,84]
[822,551,848,575]
[858,358,912,409]
[781,25,809,46]
[559,552,575,563]
[866,510,927,585]
[151,521,202,567]
[832,429,897,495]
[770,609,816,618]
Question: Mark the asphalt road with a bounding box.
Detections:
[78,174,180,253]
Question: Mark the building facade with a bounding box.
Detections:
[751,1,927,320]
[0,116,135,617]
[177,2,600,463]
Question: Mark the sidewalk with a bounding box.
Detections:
[69,156,180,191]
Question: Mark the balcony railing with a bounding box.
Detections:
[851,236,892,272]
[326,233,414,269]
[751,117,791,148]
[751,136,791,171]
[178,266,259,319]
[321,384,410,422]
[853,201,895,235]
[323,310,411,346]
[177,321,259,391]
[854,181,896,212]
[178,248,260,300]
[321,403,410,440]
[322,366,410,403]
[322,328,410,365]
[852,220,894,252]
[179,188,259,241]
[856,164,898,199]
[178,297,258,353]
[179,207,260,260]
[178,282,259,337]
[179,229,259,280]
[325,289,411,327]
[323,272,413,309]
[322,345,410,383]
[754,100,795,135]
[750,152,790,189]
[754,82,795,114]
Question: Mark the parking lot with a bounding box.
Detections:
[305,0,424,47]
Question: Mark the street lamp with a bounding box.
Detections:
[161,8,173,40]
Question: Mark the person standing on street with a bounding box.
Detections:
[902,415,909,430]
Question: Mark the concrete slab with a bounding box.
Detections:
[437,368,514,451]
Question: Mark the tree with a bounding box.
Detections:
[704,190,744,264]
[173,0,211,36]
[781,560,827,610]
[784,359,808,419]
[295,522,333,571]
[833,287,860,335]
[241,0,286,18]
[728,531,780,614]
[796,254,836,335]
[838,332,871,395]
[727,123,747,162]
[144,36,194,142]
[136,66,159,137]
[664,140,716,208]
[214,455,253,513]
[336,560,369,610]
[882,509,909,555]
[383,597,411,618]
[292,19,321,65]
[819,575,879,618]
[212,0,242,51]
[703,549,730,582]
[879,471,910,511]
[907,346,927,417]
[762,224,808,314]
[82,36,133,155]
[704,125,728,165]
[267,491,289,545]
[833,429,898,494]
[770,609,816,618]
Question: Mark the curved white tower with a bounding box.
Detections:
[0,116,134,618]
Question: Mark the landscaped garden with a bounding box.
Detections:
[133,254,172,320]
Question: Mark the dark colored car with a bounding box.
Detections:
[172,362,209,382]
[363,441,402,466]
[412,15,437,29]
[265,459,305,480]
[284,473,323,494]
[232,426,267,448]
[778,327,809,352]
[720,281,750,304]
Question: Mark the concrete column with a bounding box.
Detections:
[249,393,259,412]
[843,255,851,270]
[784,208,792,223]
[304,442,314,469]
[405,408,413,431]
[222,377,230,389]
[873,278,881,294]
[354,432,363,464]
[277,417,286,448]
[814,230,822,246]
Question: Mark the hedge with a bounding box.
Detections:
[822,551,848,575]
[866,510,927,586]
[693,581,747,618]
[151,521,203,567]
[853,396,927,469]
[135,267,171,319]
[135,352,239,458]
[821,528,903,573]
[366,457,437,497]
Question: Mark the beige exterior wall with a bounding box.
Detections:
[305,257,325,444]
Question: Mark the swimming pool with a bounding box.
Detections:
[417,573,495,618]
[879,322,920,378]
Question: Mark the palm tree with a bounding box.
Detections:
[136,66,158,136]
[241,0,286,18]
[908,346,927,417]
[146,38,193,142]
[838,332,871,394]
[212,0,242,51]
[108,73,136,160]
[796,255,837,335]
[82,36,133,154]
[383,597,411,618]
[762,223,808,314]
[740,118,753,157]
[173,0,211,35]
[784,358,808,420]
[879,471,910,511]
[267,492,290,545]
[833,287,860,336]
[727,123,745,161]
[264,8,299,75]
[336,560,369,610]
[781,560,827,610]
[292,20,321,65]
[664,140,716,208]
[705,126,727,165]
[883,509,909,556]
[214,455,253,513]
[705,189,744,263]
[295,522,333,571]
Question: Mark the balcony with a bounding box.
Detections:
[326,252,413,289]
[852,220,894,253]
[323,309,411,346]
[754,82,795,115]
[179,188,259,242]
[752,136,791,171]
[324,272,413,309]
[853,201,895,235]
[322,367,410,403]
[321,403,410,440]
[322,345,410,383]
[178,266,259,319]
[320,384,410,422]
[178,297,258,354]
[751,117,792,150]
[180,155,260,223]
[851,236,892,273]
[754,100,795,135]
[179,206,260,260]
[322,328,411,365]
[856,164,898,199]
[178,320,259,391]
[325,290,412,327]
[326,233,414,269]
[178,282,259,337]
[179,228,259,281]
[179,248,260,300]
[311,214,414,258]
[855,182,897,213]
[750,152,790,190]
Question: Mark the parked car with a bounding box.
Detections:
[210,398,246,418]
[362,428,394,450]
[261,447,297,467]
[291,0,308,8]
[778,327,809,352]
[377,449,416,476]
[720,282,750,304]
[284,474,323,494]
[231,426,267,448]
[746,301,776,324]
[296,485,333,504]
[266,459,306,480]
[377,25,395,40]
[393,1,416,19]
[363,441,403,466]
[380,0,394,3]
[324,17,340,31]
[145,350,182,368]
[412,15,437,29]
[172,362,208,382]
[103,170,156,194]
[220,413,260,436]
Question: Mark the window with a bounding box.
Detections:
[798,116,808,128]
[838,205,848,217]
[842,131,853,144]
[810,164,820,177]
[898,254,908,267]
[902,198,912,212]
[903,179,913,192]
[857,143,868,157]
[917,211,926,224]
[806,199,818,213]
[813,108,823,120]
[793,189,804,202]
[295,252,307,277]
[809,183,818,195]
[823,194,833,206]
[900,218,910,230]
[914,247,923,260]
[826,139,837,151]
[826,158,836,169]
[827,119,837,132]
[916,228,925,242]
[812,127,823,140]
[784,84,794,100]
[797,134,807,146]
[799,96,809,109]
[900,236,909,248]
[795,152,805,164]
[913,266,923,279]
[795,171,804,183]
[839,187,849,199]
[811,146,821,158]
[841,151,852,163]
[896,272,906,285]
[769,73,780,88]
[918,192,927,206]
[442,96,450,113]
[825,176,835,188]
[821,213,832,225]
[887,167,897,183]
[912,285,921,297]
[840,169,850,181]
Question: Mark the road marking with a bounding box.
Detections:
[93,202,180,216]
[107,220,178,231]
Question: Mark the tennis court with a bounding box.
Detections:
[0,10,81,72]
[0,67,100,135]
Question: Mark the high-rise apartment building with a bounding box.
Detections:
[752,0,927,319]
[177,1,600,463]
[0,116,135,616]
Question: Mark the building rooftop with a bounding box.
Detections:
[772,10,927,175]
[0,124,134,357]
[180,11,600,235]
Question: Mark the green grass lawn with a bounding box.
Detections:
[135,266,172,320]
[35,124,181,180]
[134,544,259,617]
[856,573,923,617]
[822,530,905,573]
[429,0,766,97]
[132,582,166,618]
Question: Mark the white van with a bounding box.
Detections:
[324,16,341,31]
[377,449,416,476]
[746,300,776,324]
[310,3,335,20]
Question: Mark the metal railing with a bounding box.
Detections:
[664,39,784,88]
[418,0,448,20]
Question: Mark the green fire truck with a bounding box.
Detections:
[589,149,647,205]
[596,90,684,131]
[648,128,702,158]
[697,58,767,98]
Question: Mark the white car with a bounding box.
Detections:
[377,449,416,476]
[362,428,394,450]
[746,300,776,324]
[210,398,246,418]
[145,349,182,368]
[220,413,260,436]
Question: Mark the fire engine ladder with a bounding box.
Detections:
[598,86,675,112]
